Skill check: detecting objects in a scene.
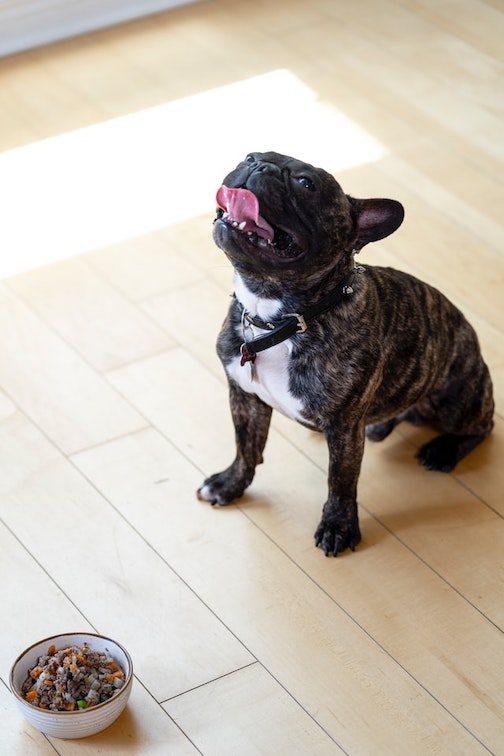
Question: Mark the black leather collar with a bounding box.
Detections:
[237,266,364,365]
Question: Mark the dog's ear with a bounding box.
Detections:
[348,197,404,251]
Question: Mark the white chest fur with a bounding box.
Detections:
[226,274,306,422]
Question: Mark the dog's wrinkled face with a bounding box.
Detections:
[213,151,404,285]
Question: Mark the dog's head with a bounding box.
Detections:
[213,151,404,288]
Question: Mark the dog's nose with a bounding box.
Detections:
[250,161,280,176]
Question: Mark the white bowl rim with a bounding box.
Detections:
[9,632,133,716]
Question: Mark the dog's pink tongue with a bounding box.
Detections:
[216,186,274,242]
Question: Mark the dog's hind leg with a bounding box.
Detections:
[415,362,494,472]
[416,431,492,472]
[365,418,398,442]
[365,405,431,442]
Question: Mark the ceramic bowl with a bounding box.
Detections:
[9,632,133,739]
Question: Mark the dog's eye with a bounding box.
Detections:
[297,176,316,191]
[245,154,256,164]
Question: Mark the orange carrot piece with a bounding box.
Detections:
[25,690,40,701]
[104,670,124,681]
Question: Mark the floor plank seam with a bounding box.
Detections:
[159,660,258,705]
[130,674,205,755]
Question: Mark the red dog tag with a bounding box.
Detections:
[240,344,256,366]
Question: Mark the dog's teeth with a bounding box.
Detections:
[238,221,247,231]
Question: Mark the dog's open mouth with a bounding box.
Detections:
[215,186,302,258]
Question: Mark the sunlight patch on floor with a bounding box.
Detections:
[0,69,386,277]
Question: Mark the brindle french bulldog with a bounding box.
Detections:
[197,151,494,556]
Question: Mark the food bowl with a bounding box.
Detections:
[9,632,133,739]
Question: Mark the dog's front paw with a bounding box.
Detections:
[314,499,361,556]
[197,477,234,506]
[197,463,252,506]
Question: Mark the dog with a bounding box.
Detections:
[197,151,494,556]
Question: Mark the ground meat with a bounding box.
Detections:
[20,643,125,711]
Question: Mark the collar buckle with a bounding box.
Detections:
[283,312,308,334]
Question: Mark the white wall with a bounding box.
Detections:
[0,0,199,57]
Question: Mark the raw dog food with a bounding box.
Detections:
[20,643,125,711]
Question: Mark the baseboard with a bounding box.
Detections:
[0,0,200,57]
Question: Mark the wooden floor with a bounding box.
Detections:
[1,0,503,753]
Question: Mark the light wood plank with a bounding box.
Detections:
[141,278,230,378]
[0,682,58,756]
[0,284,147,454]
[0,521,94,683]
[454,415,504,518]
[106,348,234,472]
[159,218,234,293]
[8,257,173,371]
[48,682,199,756]
[373,155,503,257]
[279,9,502,178]
[395,0,504,59]
[0,52,104,143]
[0,388,16,421]
[164,663,344,755]
[304,2,504,165]
[85,230,205,302]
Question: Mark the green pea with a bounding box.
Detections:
[77,700,87,709]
